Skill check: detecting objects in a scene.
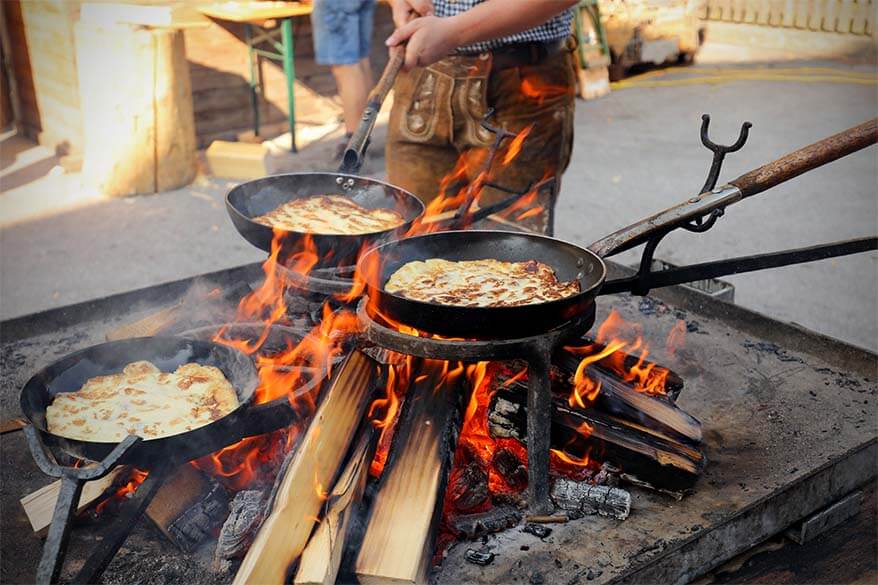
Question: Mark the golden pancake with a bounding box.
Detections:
[255,195,405,235]
[46,361,239,442]
[385,258,581,308]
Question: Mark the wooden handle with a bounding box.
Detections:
[339,47,405,173]
[590,118,878,259]
[730,118,878,198]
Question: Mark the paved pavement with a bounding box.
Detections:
[1,40,876,351]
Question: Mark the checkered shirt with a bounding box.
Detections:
[434,0,573,53]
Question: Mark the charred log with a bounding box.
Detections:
[550,478,631,520]
[450,506,522,539]
[555,350,701,445]
[214,490,268,571]
[489,392,704,493]
[447,463,489,513]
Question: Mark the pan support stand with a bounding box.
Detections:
[24,426,171,585]
[357,298,595,515]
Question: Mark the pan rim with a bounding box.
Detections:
[20,336,258,446]
[359,229,608,314]
[225,171,426,239]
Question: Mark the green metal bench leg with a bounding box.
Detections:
[281,18,297,153]
[245,23,260,137]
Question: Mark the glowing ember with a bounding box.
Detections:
[95,468,148,515]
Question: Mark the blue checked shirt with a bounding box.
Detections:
[434,0,574,53]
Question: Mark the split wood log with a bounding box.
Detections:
[489,392,705,493]
[550,478,631,520]
[233,350,376,585]
[20,467,128,536]
[0,417,28,434]
[146,465,228,553]
[294,427,376,585]
[556,350,701,445]
[355,359,464,585]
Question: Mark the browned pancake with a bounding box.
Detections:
[46,361,239,442]
[385,258,580,307]
[255,195,405,235]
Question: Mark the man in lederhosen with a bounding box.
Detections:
[385,0,579,235]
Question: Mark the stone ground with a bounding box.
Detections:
[1,37,876,351]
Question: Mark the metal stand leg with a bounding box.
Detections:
[281,18,297,153]
[245,23,260,137]
[527,344,554,515]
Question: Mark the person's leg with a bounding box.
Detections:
[485,47,577,234]
[330,64,369,135]
[386,65,460,205]
[310,0,371,135]
[358,0,374,91]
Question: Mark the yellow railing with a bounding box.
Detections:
[699,0,873,34]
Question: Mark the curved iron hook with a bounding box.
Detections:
[699,114,753,194]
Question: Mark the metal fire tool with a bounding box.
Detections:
[448,109,547,230]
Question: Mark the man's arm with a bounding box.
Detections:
[386,0,578,70]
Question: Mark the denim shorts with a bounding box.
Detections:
[311,0,375,65]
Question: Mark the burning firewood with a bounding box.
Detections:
[294,427,376,585]
[550,478,631,520]
[355,359,465,585]
[555,350,701,445]
[488,393,705,493]
[233,350,376,585]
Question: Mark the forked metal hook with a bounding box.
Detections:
[699,114,753,194]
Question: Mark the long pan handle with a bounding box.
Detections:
[589,118,878,258]
[339,47,405,174]
[730,118,878,198]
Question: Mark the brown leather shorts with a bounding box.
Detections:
[385,40,577,234]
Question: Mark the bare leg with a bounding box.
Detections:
[359,57,373,92]
[330,63,370,135]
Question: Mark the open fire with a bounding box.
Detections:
[62,119,704,584]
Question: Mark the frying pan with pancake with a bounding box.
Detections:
[225,49,424,265]
[226,172,424,265]
[361,120,878,339]
[20,336,260,468]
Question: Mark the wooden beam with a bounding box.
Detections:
[233,350,375,585]
[294,427,376,585]
[355,359,464,585]
[20,467,127,536]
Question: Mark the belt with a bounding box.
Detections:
[488,39,571,70]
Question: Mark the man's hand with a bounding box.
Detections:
[387,0,434,27]
[386,16,461,70]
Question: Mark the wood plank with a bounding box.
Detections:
[294,427,376,585]
[355,359,464,585]
[20,467,128,535]
[233,350,375,585]
[0,417,28,434]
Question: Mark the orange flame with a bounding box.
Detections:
[666,320,687,358]
[95,468,149,515]
[520,75,570,106]
[566,310,683,398]
[198,230,361,489]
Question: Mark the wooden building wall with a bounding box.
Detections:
[3,0,83,154]
[2,2,395,152]
[183,4,395,147]
[699,0,873,33]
